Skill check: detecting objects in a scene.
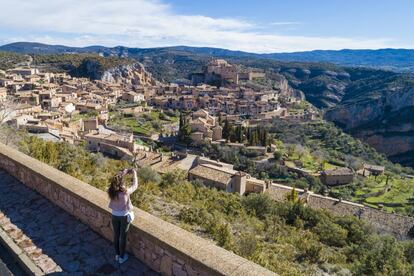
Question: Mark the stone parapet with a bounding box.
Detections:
[0,142,276,276]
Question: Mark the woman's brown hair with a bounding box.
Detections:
[107,172,127,200]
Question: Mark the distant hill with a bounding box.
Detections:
[2,42,414,71]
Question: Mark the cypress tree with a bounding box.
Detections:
[223,119,231,140]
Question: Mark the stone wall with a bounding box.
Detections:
[0,143,275,276]
[268,184,414,238]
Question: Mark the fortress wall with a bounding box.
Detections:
[268,184,414,238]
[0,143,275,276]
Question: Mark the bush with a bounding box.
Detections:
[273,150,282,160]
[161,169,187,187]
[236,233,259,258]
[242,193,273,219]
[178,207,210,225]
[138,166,162,184]
[313,221,348,247]
[163,181,196,204]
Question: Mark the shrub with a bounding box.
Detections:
[160,169,187,187]
[178,206,210,225]
[242,193,273,219]
[236,233,259,258]
[138,166,161,184]
[313,220,348,247]
[163,181,196,204]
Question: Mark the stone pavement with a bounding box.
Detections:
[0,242,27,276]
[0,170,158,275]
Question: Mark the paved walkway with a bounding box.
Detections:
[0,256,14,276]
[0,170,157,275]
[0,242,27,276]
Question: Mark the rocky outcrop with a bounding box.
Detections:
[101,63,158,86]
[271,74,303,99]
[325,87,414,166]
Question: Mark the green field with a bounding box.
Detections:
[352,175,414,213]
[108,109,178,136]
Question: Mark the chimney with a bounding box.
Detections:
[233,171,246,195]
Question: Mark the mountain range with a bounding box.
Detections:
[2,42,414,72]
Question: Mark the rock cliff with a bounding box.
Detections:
[325,81,414,166]
[100,62,158,86]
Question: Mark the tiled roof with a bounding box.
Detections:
[322,167,353,176]
[363,164,385,171]
[189,164,233,185]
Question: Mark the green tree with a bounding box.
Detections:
[222,119,232,140]
[178,111,191,145]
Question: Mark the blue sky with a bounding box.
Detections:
[0,0,412,53]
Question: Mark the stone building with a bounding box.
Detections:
[205,59,239,85]
[188,109,222,143]
[320,167,354,186]
[212,124,223,141]
[121,91,145,103]
[188,156,266,195]
[363,164,385,176]
[81,117,99,132]
[188,158,247,194]
[84,132,137,159]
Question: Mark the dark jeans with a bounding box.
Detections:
[112,215,131,258]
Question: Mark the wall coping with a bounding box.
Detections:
[0,143,276,276]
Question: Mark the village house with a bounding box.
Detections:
[8,67,39,76]
[16,91,40,105]
[84,132,137,159]
[188,109,222,143]
[75,102,103,113]
[320,168,354,186]
[15,104,42,117]
[81,118,99,132]
[121,91,145,103]
[60,102,76,114]
[363,164,385,176]
[187,156,266,195]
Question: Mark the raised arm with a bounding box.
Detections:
[127,169,138,194]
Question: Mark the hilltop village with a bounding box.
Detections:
[0,58,387,195]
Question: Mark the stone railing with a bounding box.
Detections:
[0,143,275,276]
[268,184,414,238]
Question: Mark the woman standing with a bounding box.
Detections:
[107,168,138,264]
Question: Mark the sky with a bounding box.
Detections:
[0,0,413,53]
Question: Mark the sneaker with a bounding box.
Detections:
[115,255,119,262]
[118,254,129,264]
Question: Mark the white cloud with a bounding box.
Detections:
[270,22,301,26]
[0,0,400,52]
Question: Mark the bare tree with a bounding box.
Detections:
[0,96,16,125]
[0,96,18,145]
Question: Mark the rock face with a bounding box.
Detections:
[101,63,158,86]
[325,86,414,166]
[271,74,303,99]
